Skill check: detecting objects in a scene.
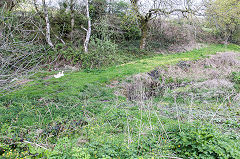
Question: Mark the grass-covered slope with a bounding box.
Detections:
[0,44,240,158]
[2,44,239,99]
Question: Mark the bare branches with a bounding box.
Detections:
[0,10,48,95]
[148,8,193,17]
[129,0,195,49]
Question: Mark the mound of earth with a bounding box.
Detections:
[117,52,240,101]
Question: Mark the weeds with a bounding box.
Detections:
[1,45,240,158]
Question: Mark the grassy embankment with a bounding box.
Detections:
[0,44,240,158]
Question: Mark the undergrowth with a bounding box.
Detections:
[0,44,240,158]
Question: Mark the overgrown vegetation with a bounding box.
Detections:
[1,44,240,158]
[1,0,240,158]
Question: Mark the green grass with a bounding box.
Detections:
[0,43,240,158]
[1,43,239,127]
[1,44,239,99]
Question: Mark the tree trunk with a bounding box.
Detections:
[140,22,148,50]
[70,0,75,41]
[84,0,91,52]
[130,0,150,49]
[42,0,54,48]
[223,27,231,45]
[224,33,230,44]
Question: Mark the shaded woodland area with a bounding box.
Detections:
[0,0,240,158]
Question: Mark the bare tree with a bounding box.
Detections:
[130,0,193,49]
[83,0,91,52]
[42,0,54,47]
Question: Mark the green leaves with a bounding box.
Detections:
[206,0,240,43]
[169,123,240,159]
[230,71,240,91]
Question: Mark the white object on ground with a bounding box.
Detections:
[54,71,64,78]
[11,78,18,82]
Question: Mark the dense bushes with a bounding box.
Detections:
[47,15,152,69]
[89,0,108,21]
[49,40,154,69]
[148,19,195,51]
[120,13,141,41]
[51,10,87,42]
[169,123,240,158]
[232,26,240,44]
[2,118,239,158]
[81,38,118,69]
[205,0,240,44]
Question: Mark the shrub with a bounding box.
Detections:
[80,38,118,69]
[120,13,141,41]
[169,123,240,158]
[230,71,240,91]
[50,10,87,41]
[89,0,108,21]
[148,19,194,50]
[231,72,240,84]
[48,43,83,66]
[232,26,240,44]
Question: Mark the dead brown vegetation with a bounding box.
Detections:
[119,52,240,101]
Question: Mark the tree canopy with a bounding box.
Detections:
[206,0,240,42]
